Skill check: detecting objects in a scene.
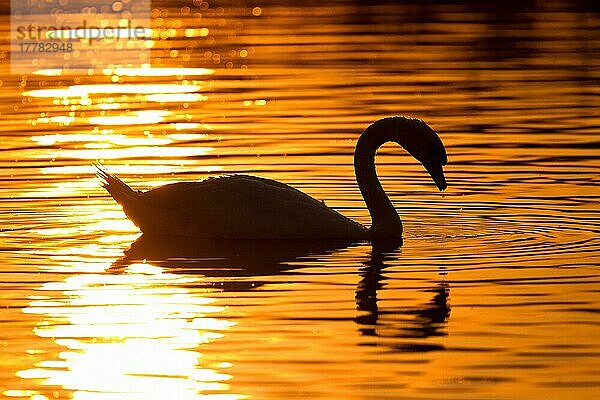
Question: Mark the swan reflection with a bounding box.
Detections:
[111,234,354,277]
[16,236,450,399]
[118,235,450,354]
[355,241,451,352]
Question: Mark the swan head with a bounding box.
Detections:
[392,117,448,191]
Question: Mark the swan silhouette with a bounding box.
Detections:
[97,116,447,239]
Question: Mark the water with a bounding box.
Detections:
[1,1,599,399]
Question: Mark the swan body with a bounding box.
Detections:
[98,116,447,239]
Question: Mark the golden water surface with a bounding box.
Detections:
[0,1,599,399]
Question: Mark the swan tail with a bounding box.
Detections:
[95,164,174,234]
[95,164,140,207]
[96,164,140,200]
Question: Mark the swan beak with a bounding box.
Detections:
[425,163,447,191]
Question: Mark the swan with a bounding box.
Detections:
[97,116,447,239]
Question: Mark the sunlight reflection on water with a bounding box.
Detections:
[19,265,242,400]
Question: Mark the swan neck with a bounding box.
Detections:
[354,119,402,238]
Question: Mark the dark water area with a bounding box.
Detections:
[0,1,599,399]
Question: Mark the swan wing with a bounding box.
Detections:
[137,175,366,239]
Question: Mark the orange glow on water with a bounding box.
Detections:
[18,267,243,399]
[1,2,599,400]
[102,67,215,77]
[23,84,202,98]
[88,111,169,126]
[145,93,208,102]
